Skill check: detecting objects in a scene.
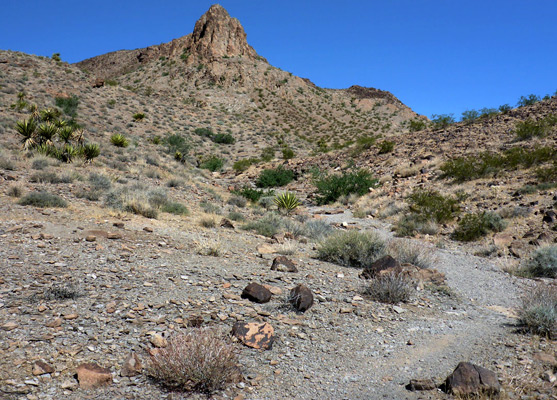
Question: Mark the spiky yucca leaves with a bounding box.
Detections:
[58,126,74,143]
[54,119,68,128]
[274,192,301,215]
[59,144,78,163]
[81,143,100,163]
[37,122,58,146]
[40,107,61,122]
[28,103,40,120]
[15,118,37,149]
[111,133,129,147]
[35,144,57,157]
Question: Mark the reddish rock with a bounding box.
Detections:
[220,218,235,229]
[76,363,112,389]
[32,360,55,376]
[121,353,142,377]
[444,362,500,396]
[271,256,298,273]
[360,255,400,279]
[241,283,272,303]
[289,284,314,312]
[232,322,274,350]
[92,78,104,88]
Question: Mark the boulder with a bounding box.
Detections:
[121,353,142,377]
[271,256,298,273]
[232,322,274,350]
[289,284,314,312]
[360,255,400,279]
[32,361,55,376]
[241,283,272,303]
[220,218,235,229]
[444,362,500,396]
[76,363,112,389]
[406,378,437,391]
[92,78,104,88]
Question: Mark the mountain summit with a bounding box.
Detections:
[190,4,261,61]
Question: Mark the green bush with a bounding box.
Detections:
[233,158,258,172]
[194,127,214,138]
[452,211,507,241]
[351,135,377,156]
[523,245,557,278]
[162,202,189,216]
[515,119,547,140]
[200,155,224,172]
[260,146,275,162]
[19,192,67,208]
[498,104,512,113]
[461,109,480,124]
[408,119,427,132]
[430,114,455,130]
[212,133,235,144]
[55,95,79,118]
[377,140,395,154]
[227,196,247,208]
[132,112,145,121]
[314,169,378,205]
[111,133,129,148]
[517,94,540,107]
[395,214,439,237]
[518,285,557,338]
[165,133,189,161]
[316,230,385,268]
[242,213,282,237]
[256,166,294,188]
[407,189,460,224]
[536,163,557,183]
[282,147,295,160]
[232,186,273,203]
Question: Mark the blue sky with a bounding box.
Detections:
[1,1,556,119]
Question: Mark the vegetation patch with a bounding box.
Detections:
[451,211,507,242]
[313,169,378,205]
[19,192,67,208]
[517,285,557,339]
[256,166,294,188]
[200,155,224,172]
[522,245,557,278]
[316,230,385,268]
[110,133,129,148]
[366,272,414,304]
[274,192,301,215]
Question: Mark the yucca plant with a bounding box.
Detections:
[81,143,100,163]
[59,144,78,163]
[54,119,68,128]
[35,143,57,157]
[15,118,37,149]
[37,122,58,146]
[28,103,40,120]
[58,126,74,143]
[274,192,301,215]
[110,133,129,147]
[40,108,60,122]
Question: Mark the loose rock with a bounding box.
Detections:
[271,256,298,273]
[444,362,500,396]
[241,283,272,303]
[232,322,274,350]
[76,363,112,389]
[289,284,314,312]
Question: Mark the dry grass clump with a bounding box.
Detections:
[147,328,240,393]
[517,284,557,339]
[366,272,414,304]
[522,245,557,278]
[317,230,385,268]
[386,238,437,269]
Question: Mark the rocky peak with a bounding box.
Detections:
[189,4,262,61]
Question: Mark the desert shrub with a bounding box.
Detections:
[517,285,557,338]
[194,127,214,138]
[452,211,507,241]
[19,192,67,208]
[30,171,62,184]
[517,94,540,107]
[212,133,235,144]
[200,201,221,215]
[110,133,129,148]
[32,157,50,170]
[200,216,217,228]
[302,219,333,241]
[314,169,378,205]
[132,112,145,121]
[479,107,498,118]
[125,201,158,218]
[316,230,385,268]
[147,189,169,209]
[166,178,183,188]
[242,213,283,237]
[536,163,557,183]
[387,239,436,269]
[351,135,377,155]
[499,104,512,113]
[7,185,23,197]
[233,158,258,172]
[162,202,189,216]
[256,166,294,188]
[282,147,295,159]
[227,211,245,222]
[498,206,531,219]
[165,133,190,160]
[55,95,79,118]
[258,196,275,209]
[366,272,414,304]
[377,140,395,154]
[232,186,273,203]
[461,109,480,124]
[260,146,275,162]
[430,114,455,130]
[0,154,16,170]
[105,185,158,218]
[395,214,439,237]
[407,189,460,224]
[523,245,557,278]
[147,328,240,393]
[227,196,246,208]
[200,155,224,172]
[515,119,547,140]
[409,119,427,132]
[274,192,301,214]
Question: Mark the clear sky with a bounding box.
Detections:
[1,1,556,119]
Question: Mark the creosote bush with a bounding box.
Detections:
[452,211,507,242]
[18,192,67,208]
[407,189,460,224]
[147,328,240,393]
[518,285,557,339]
[200,155,224,172]
[256,166,294,188]
[523,245,557,278]
[313,169,378,205]
[316,230,385,268]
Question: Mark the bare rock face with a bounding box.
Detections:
[444,362,500,396]
[189,4,261,61]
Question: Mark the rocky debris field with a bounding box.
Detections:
[1,197,556,400]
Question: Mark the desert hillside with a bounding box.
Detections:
[0,4,555,400]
